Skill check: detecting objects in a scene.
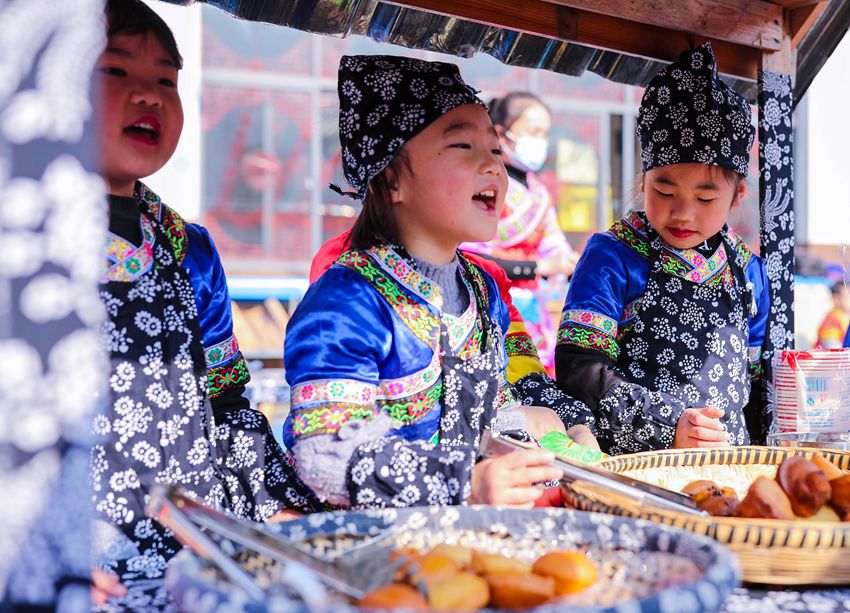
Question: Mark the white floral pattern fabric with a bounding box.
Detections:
[333,54,484,199]
[93,194,318,606]
[637,43,755,177]
[598,227,753,454]
[755,69,794,440]
[0,0,104,607]
[346,297,502,509]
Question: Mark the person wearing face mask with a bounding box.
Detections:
[462,92,578,374]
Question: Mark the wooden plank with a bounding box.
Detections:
[789,1,829,47]
[386,0,760,80]
[540,0,783,50]
[769,0,824,8]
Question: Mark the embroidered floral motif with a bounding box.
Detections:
[444,277,478,351]
[102,215,156,283]
[337,250,441,346]
[560,309,618,336]
[207,354,250,398]
[456,319,483,360]
[495,175,551,247]
[137,183,188,266]
[659,243,727,284]
[380,380,443,424]
[621,299,642,324]
[557,325,619,360]
[611,211,754,288]
[608,211,651,258]
[204,335,240,369]
[505,332,538,358]
[292,378,378,406]
[369,245,441,306]
[290,403,378,438]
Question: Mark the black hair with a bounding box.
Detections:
[348,150,411,251]
[705,164,743,189]
[105,0,183,69]
[488,91,550,131]
[832,282,848,296]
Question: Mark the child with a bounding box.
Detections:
[556,43,770,455]
[816,282,850,349]
[462,92,578,373]
[283,54,568,510]
[308,229,600,449]
[92,0,317,593]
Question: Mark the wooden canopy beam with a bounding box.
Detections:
[387,0,761,80]
[769,0,825,8]
[539,0,783,51]
[789,1,829,47]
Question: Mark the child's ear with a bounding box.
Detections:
[386,166,402,205]
[733,177,746,207]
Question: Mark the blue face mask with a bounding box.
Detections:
[505,130,549,172]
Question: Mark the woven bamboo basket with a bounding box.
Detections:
[561,446,850,585]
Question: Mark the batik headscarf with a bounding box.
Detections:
[332,54,484,199]
[637,43,755,176]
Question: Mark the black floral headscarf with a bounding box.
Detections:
[333,55,484,199]
[637,43,755,176]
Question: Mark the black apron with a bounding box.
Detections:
[617,227,753,446]
[345,255,504,507]
[93,202,228,581]
[437,257,502,450]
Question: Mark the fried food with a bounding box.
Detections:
[828,474,850,520]
[776,456,831,518]
[428,572,490,612]
[359,584,428,610]
[407,552,460,588]
[429,544,474,569]
[683,479,739,516]
[470,551,532,575]
[682,480,721,499]
[364,545,598,610]
[484,572,555,609]
[532,550,598,595]
[811,454,846,481]
[738,477,795,520]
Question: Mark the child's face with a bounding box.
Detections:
[642,163,744,250]
[96,33,183,196]
[392,104,508,260]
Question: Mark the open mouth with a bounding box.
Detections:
[123,116,161,146]
[472,189,497,212]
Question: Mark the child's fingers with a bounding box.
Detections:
[687,411,726,431]
[91,568,126,605]
[497,449,555,469]
[498,486,546,506]
[696,406,725,419]
[687,426,729,442]
[515,466,563,485]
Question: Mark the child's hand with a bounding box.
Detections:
[673,407,729,448]
[566,424,600,451]
[519,405,567,439]
[469,449,563,508]
[92,568,126,605]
